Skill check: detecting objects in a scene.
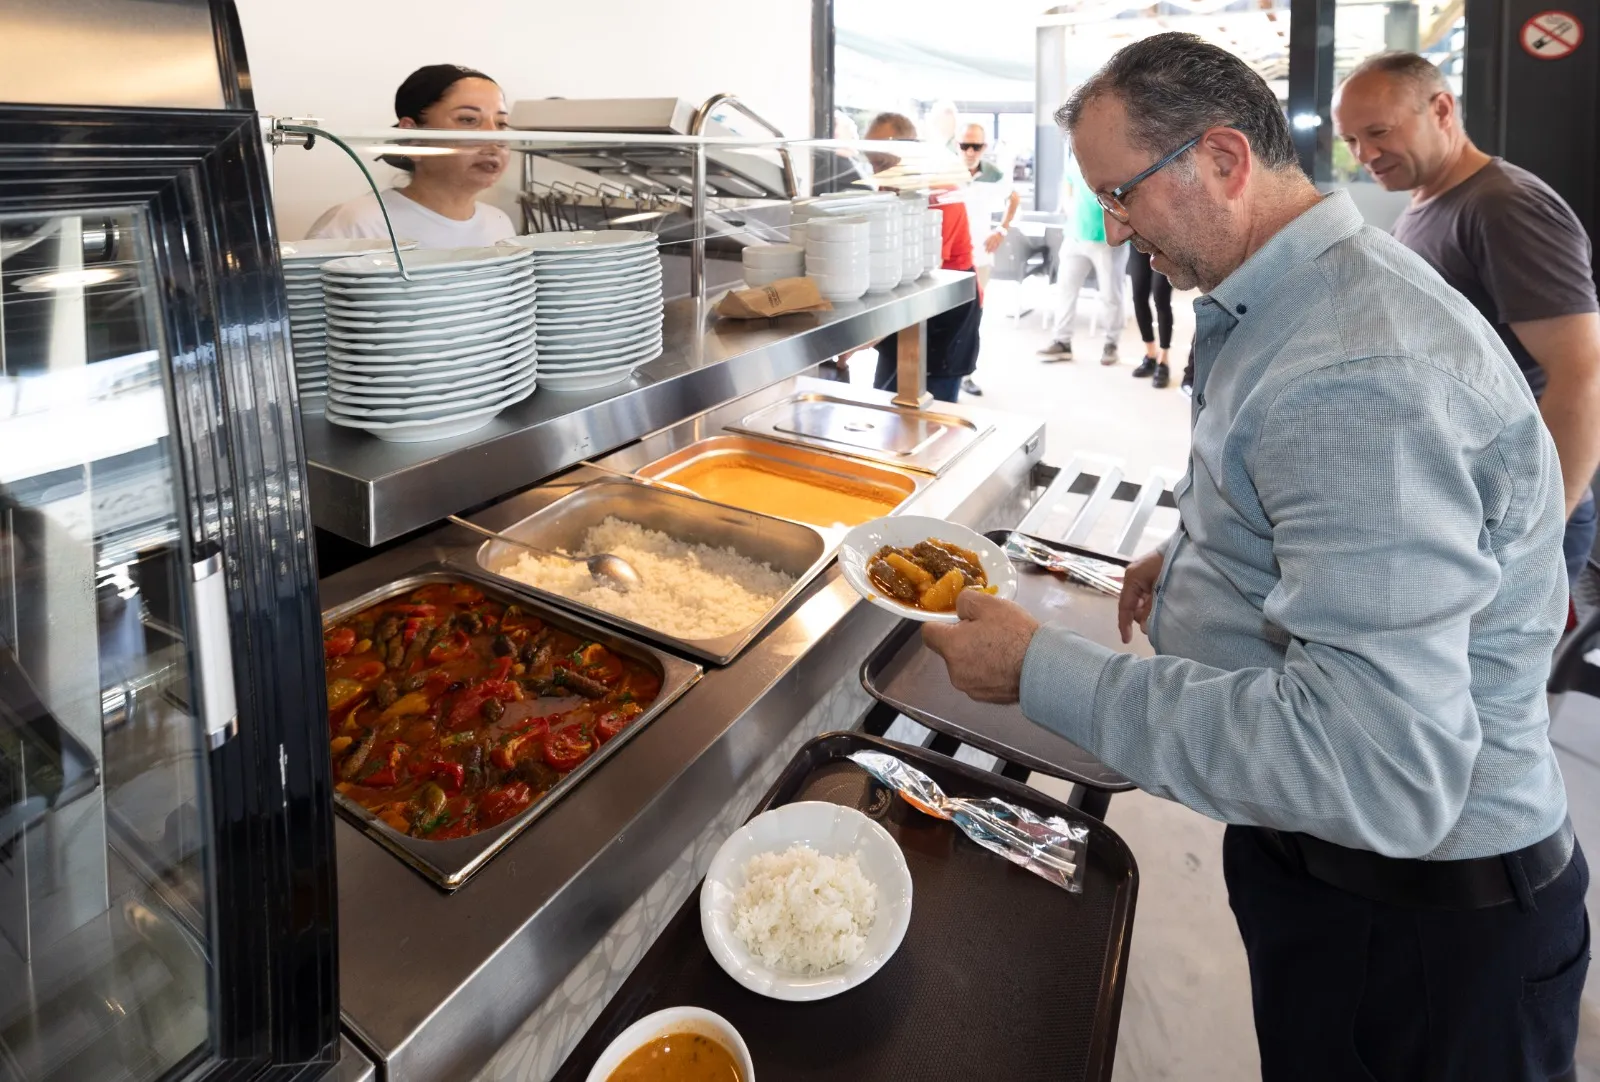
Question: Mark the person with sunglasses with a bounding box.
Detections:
[924,32,1583,1082]
[956,122,1020,397]
[1334,52,1600,592]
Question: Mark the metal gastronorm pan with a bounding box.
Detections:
[321,567,701,890]
[470,479,830,665]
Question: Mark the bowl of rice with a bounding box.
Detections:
[699,801,912,1002]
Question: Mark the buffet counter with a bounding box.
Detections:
[320,376,1045,1081]
[303,273,977,546]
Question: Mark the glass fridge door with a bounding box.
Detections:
[0,209,221,1079]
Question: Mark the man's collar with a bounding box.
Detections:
[1206,190,1364,319]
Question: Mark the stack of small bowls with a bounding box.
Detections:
[923,209,943,276]
[898,195,926,283]
[742,243,805,287]
[818,200,902,293]
[804,215,871,302]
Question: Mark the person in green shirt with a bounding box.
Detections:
[1038,154,1129,366]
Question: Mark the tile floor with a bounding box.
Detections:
[855,272,1600,1080]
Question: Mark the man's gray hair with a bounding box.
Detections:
[1057,33,1299,172]
[1343,51,1452,104]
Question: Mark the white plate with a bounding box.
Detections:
[538,318,662,344]
[323,281,536,312]
[327,338,536,375]
[583,1008,753,1082]
[325,304,532,338]
[329,354,533,394]
[534,267,662,289]
[322,266,535,297]
[329,370,537,419]
[328,321,534,355]
[326,327,536,365]
[320,246,531,278]
[535,310,663,332]
[537,366,640,391]
[538,333,661,360]
[538,340,660,370]
[328,362,535,406]
[500,230,657,253]
[533,294,664,316]
[700,801,912,1002]
[281,237,417,261]
[838,516,1019,624]
[533,276,663,297]
[322,289,536,323]
[324,405,508,443]
[523,245,660,267]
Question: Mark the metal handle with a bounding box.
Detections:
[446,515,569,562]
[190,553,239,750]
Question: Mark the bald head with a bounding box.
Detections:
[1333,53,1467,193]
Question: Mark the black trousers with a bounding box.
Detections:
[873,297,982,396]
[1224,825,1590,1082]
[1127,248,1173,349]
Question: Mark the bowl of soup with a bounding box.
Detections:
[585,1007,752,1082]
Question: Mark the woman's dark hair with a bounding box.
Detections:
[1058,33,1299,173]
[384,63,497,173]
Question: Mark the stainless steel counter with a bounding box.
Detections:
[321,378,1044,1081]
[304,273,976,546]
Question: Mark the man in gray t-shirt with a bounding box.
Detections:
[1335,52,1600,587]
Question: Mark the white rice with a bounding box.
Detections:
[499,516,794,641]
[731,844,877,974]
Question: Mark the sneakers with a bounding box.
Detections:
[1037,339,1073,362]
[1181,368,1194,397]
[1131,357,1158,378]
[960,377,983,396]
[1151,363,1171,389]
[1100,341,1119,366]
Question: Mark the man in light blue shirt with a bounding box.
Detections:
[926,33,1586,1082]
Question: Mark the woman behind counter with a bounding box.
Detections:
[307,64,516,247]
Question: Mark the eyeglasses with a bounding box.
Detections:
[958,142,985,151]
[1096,134,1203,223]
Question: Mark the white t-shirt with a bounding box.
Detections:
[962,174,1013,268]
[306,187,516,248]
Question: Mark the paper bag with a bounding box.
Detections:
[716,277,833,319]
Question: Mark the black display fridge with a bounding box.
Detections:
[0,1,341,1079]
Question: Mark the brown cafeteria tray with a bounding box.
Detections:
[321,567,701,890]
[860,531,1138,792]
[551,732,1139,1082]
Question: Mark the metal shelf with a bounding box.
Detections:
[301,271,976,546]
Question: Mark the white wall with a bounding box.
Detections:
[235,0,814,240]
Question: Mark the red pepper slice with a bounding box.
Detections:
[543,728,594,773]
[489,656,514,682]
[478,782,533,827]
[427,760,465,792]
[426,629,470,665]
[349,661,386,683]
[324,626,357,658]
[362,767,398,788]
[401,617,425,646]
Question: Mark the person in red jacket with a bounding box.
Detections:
[861,112,982,403]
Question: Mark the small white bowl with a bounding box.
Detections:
[803,255,867,276]
[805,236,868,260]
[839,515,1020,623]
[788,222,808,247]
[807,271,869,295]
[701,801,913,1002]
[583,1007,754,1082]
[742,244,805,269]
[806,215,871,242]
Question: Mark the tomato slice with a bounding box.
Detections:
[595,703,642,745]
[324,626,357,658]
[543,728,594,773]
[350,661,386,683]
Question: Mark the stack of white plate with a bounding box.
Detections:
[804,215,871,302]
[319,246,538,443]
[742,243,805,287]
[897,195,925,283]
[923,209,943,276]
[500,231,663,392]
[280,237,415,395]
[803,193,904,293]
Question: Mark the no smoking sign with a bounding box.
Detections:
[1521,9,1584,58]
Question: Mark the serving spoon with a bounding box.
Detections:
[446,515,644,592]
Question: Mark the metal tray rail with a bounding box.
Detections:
[860,531,1136,802]
[550,731,1139,1082]
[321,568,702,889]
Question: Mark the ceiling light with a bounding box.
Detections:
[14,267,124,293]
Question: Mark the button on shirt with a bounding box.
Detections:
[1018,191,1569,860]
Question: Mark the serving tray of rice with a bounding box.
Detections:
[550,732,1141,1082]
[468,479,833,665]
